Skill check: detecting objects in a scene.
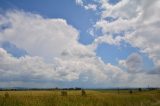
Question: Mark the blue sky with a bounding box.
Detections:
[0,0,159,88]
[0,0,97,44]
[0,0,152,66]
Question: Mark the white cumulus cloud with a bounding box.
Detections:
[0,10,129,87]
[75,0,97,11]
[93,0,160,74]
[0,9,160,88]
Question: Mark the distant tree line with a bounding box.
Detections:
[0,87,82,91]
[0,87,159,91]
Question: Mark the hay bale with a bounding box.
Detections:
[129,90,133,94]
[138,88,142,92]
[81,90,86,96]
[61,91,67,96]
[4,92,9,98]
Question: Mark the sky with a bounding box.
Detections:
[0,0,160,88]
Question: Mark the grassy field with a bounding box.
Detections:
[0,90,160,106]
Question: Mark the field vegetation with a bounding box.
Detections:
[0,89,160,106]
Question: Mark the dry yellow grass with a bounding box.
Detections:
[0,90,160,106]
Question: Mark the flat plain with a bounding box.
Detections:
[0,90,160,106]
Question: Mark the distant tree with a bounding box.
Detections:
[55,87,59,90]
[68,88,74,90]
[75,87,81,90]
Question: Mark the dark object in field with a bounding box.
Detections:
[81,90,86,96]
[61,91,67,96]
[138,88,142,92]
[129,90,133,94]
[117,88,120,94]
[4,92,9,98]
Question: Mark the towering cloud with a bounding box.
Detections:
[0,4,160,88]
[0,10,129,87]
[93,0,160,74]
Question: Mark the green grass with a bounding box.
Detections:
[0,90,160,106]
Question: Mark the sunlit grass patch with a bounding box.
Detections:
[0,90,159,106]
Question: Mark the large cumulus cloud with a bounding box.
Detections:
[93,0,160,74]
[0,9,160,88]
[0,10,129,87]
